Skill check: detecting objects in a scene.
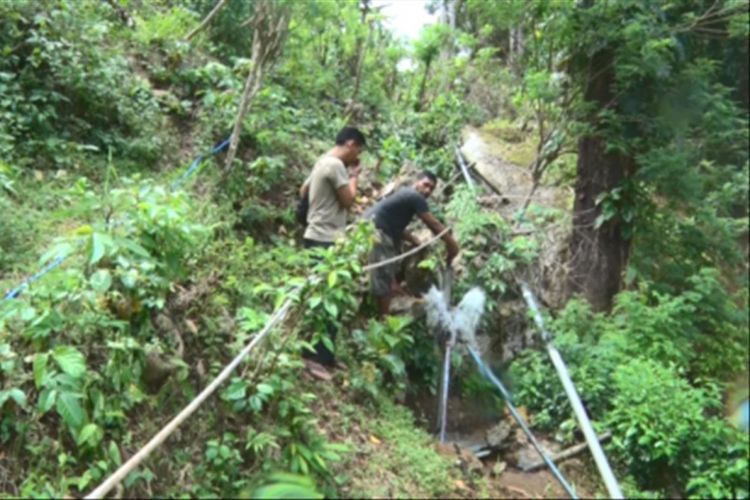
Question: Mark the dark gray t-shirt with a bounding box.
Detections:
[364,187,429,244]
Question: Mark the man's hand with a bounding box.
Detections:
[416,212,459,266]
[349,163,362,178]
[445,235,459,266]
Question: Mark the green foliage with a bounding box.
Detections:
[1,0,747,497]
[252,473,323,499]
[607,358,748,496]
[345,398,461,498]
[510,270,749,496]
[446,185,538,301]
[0,174,215,496]
[346,316,415,400]
[133,6,196,46]
[0,0,167,167]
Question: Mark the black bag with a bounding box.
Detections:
[296,190,309,226]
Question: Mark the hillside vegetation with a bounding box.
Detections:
[1,0,748,498]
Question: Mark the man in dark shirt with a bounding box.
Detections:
[364,171,460,316]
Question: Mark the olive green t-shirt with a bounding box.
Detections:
[303,155,350,243]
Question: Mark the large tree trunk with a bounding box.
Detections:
[567,50,632,312]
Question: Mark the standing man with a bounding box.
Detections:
[364,171,460,316]
[300,127,366,249]
[298,127,366,379]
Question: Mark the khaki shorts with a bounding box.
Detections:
[369,229,400,297]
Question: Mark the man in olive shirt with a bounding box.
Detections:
[300,127,366,248]
[364,171,459,316]
[298,127,366,379]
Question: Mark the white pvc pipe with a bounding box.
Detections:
[454,145,477,192]
[86,298,294,499]
[520,282,624,499]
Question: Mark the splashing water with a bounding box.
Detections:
[423,285,486,349]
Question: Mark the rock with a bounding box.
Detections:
[455,443,485,475]
[485,420,514,449]
[142,352,175,394]
[491,460,508,477]
[154,313,176,333]
[389,295,425,315]
[514,435,560,471]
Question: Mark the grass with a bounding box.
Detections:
[309,377,490,499]
[480,118,538,168]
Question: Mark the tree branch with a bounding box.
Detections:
[185,0,228,41]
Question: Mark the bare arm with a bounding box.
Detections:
[335,177,358,208]
[334,165,361,209]
[418,211,459,264]
[299,182,309,198]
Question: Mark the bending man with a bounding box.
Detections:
[364,171,459,316]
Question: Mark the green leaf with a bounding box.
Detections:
[323,301,338,318]
[52,346,86,378]
[56,392,85,430]
[224,379,246,401]
[38,388,57,413]
[90,232,113,264]
[90,269,112,293]
[33,353,49,389]
[327,271,337,288]
[121,269,138,289]
[309,295,322,309]
[77,423,101,446]
[256,383,274,395]
[109,441,122,466]
[39,242,73,265]
[0,388,26,408]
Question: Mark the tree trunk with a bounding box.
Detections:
[741,36,749,111]
[222,0,289,177]
[223,62,263,174]
[347,0,371,113]
[508,26,524,75]
[186,0,228,40]
[415,57,433,111]
[567,50,632,312]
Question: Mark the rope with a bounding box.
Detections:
[467,347,579,499]
[2,254,68,301]
[362,227,450,271]
[85,224,451,496]
[86,296,295,499]
[171,137,231,189]
[519,282,624,499]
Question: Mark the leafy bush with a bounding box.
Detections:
[609,358,748,497]
[347,316,415,400]
[0,0,166,167]
[0,176,214,496]
[446,185,537,301]
[509,270,749,497]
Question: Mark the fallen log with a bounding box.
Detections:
[468,162,504,197]
[521,431,612,472]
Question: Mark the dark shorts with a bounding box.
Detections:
[369,229,400,297]
[303,238,334,250]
